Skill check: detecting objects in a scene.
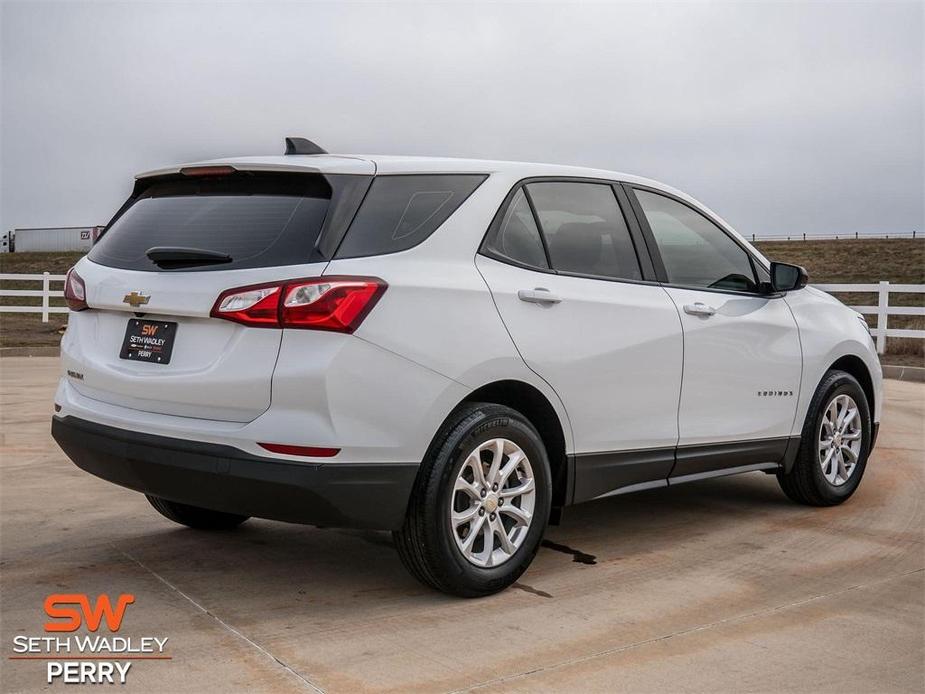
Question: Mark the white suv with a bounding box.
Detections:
[53,138,882,597]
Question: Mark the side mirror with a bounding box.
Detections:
[770,261,808,292]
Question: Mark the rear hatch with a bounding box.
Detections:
[63,168,371,422]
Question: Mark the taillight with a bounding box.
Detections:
[210,277,386,333]
[64,268,88,311]
[281,279,386,331]
[212,285,281,326]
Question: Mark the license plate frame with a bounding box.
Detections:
[119,319,178,365]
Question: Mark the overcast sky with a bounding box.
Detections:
[2,1,922,237]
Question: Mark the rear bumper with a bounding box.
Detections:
[52,416,418,530]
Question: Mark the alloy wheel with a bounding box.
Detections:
[818,393,863,486]
[450,438,536,567]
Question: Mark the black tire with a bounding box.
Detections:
[146,495,249,530]
[393,402,552,597]
[777,370,872,506]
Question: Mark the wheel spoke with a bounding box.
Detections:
[466,452,487,489]
[494,519,516,554]
[497,451,523,486]
[460,514,486,552]
[821,447,837,482]
[500,477,535,499]
[500,503,532,526]
[486,439,505,486]
[842,430,862,441]
[840,408,858,431]
[841,444,858,464]
[454,477,481,499]
[827,401,839,428]
[834,450,847,481]
[478,521,495,566]
[452,505,480,527]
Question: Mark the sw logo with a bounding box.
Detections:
[141,324,159,337]
[44,593,135,632]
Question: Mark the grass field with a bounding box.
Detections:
[1,241,923,364]
[753,239,923,285]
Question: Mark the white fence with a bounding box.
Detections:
[0,274,922,355]
[814,282,925,355]
[0,272,68,322]
[752,231,920,242]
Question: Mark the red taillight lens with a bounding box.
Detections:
[210,277,386,332]
[64,268,88,311]
[210,284,281,326]
[258,442,340,457]
[281,278,386,332]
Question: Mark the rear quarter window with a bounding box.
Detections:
[334,174,486,259]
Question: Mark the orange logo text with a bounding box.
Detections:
[43,594,135,633]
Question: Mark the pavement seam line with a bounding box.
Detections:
[115,546,326,693]
[452,567,925,693]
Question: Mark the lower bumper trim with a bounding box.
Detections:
[51,416,418,530]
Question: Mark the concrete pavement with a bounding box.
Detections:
[1,357,922,693]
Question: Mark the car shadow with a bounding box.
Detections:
[81,470,801,617]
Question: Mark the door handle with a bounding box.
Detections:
[683,302,716,316]
[518,288,562,305]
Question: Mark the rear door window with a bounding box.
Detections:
[527,182,642,281]
[334,174,486,258]
[89,173,333,272]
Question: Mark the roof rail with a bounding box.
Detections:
[284,137,327,155]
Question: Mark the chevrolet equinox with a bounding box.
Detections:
[52,138,882,597]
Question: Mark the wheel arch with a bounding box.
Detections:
[458,380,571,510]
[828,354,876,417]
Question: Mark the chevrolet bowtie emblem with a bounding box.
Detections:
[122,291,150,308]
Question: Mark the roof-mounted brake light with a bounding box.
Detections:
[179,165,237,177]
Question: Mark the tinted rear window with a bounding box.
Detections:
[527,182,642,281]
[89,173,332,271]
[334,174,486,259]
[491,188,549,269]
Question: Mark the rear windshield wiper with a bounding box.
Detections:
[146,246,233,269]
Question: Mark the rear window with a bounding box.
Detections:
[527,182,642,281]
[334,174,486,259]
[89,173,333,272]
